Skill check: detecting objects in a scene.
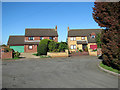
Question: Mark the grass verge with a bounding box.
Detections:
[100,62,120,74]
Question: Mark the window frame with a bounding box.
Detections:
[81,37,85,40]
[49,37,53,40]
[70,45,76,49]
[28,37,34,40]
[28,45,33,50]
[40,37,43,40]
[70,37,76,41]
[91,35,95,38]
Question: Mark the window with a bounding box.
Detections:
[28,45,33,49]
[49,37,53,40]
[29,37,34,40]
[40,37,43,40]
[70,37,76,41]
[81,37,85,40]
[71,45,76,49]
[91,35,95,38]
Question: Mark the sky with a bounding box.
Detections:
[2,2,101,44]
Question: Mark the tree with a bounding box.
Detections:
[48,41,59,52]
[58,42,68,52]
[95,33,102,48]
[37,39,50,55]
[93,2,120,70]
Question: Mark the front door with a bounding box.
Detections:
[82,44,87,51]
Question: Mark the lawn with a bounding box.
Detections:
[100,62,120,74]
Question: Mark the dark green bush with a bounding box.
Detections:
[58,42,68,52]
[79,49,83,52]
[37,39,50,55]
[48,41,59,52]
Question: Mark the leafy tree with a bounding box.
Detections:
[48,41,59,52]
[37,39,50,55]
[93,2,120,70]
[95,33,102,48]
[58,42,68,52]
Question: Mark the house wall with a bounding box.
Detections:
[24,45,37,53]
[88,43,97,56]
[24,37,58,53]
[25,36,58,42]
[68,36,87,52]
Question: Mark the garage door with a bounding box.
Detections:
[10,46,24,53]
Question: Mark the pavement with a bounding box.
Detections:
[20,53,39,58]
[2,56,119,88]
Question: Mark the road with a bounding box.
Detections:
[2,56,119,88]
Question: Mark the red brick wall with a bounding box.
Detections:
[24,36,58,53]
[24,45,37,53]
[1,48,13,59]
[25,36,58,42]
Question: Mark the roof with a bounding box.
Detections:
[87,36,96,43]
[25,28,58,37]
[77,41,87,44]
[7,36,25,46]
[68,29,102,37]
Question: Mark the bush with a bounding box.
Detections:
[13,51,20,58]
[84,47,88,52]
[48,41,59,52]
[58,42,68,52]
[37,39,50,55]
[79,49,83,52]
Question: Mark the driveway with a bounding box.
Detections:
[2,56,119,88]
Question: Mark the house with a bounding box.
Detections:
[24,27,58,53]
[67,27,102,55]
[7,26,58,53]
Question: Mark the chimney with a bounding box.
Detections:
[68,26,69,31]
[55,25,57,31]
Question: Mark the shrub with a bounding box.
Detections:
[13,51,20,58]
[79,49,83,52]
[48,41,59,52]
[37,39,50,55]
[84,47,88,52]
[58,42,68,52]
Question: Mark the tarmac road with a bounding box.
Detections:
[2,56,119,88]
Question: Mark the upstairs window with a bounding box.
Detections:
[49,37,53,40]
[91,35,95,38]
[29,37,34,40]
[40,37,43,40]
[81,37,85,40]
[70,37,76,41]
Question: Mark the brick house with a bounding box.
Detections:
[24,27,58,53]
[67,27,102,54]
[7,26,58,53]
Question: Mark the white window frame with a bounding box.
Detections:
[70,37,76,41]
[28,45,33,49]
[91,35,95,38]
[81,37,85,40]
[71,45,76,49]
[28,37,34,40]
